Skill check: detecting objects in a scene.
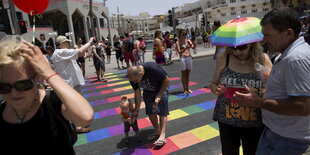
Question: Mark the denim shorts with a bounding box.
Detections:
[143,90,169,116]
[256,127,310,155]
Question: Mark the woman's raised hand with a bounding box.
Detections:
[20,41,55,79]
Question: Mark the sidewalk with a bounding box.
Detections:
[85,45,216,77]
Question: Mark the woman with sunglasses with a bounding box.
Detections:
[209,42,272,155]
[175,29,194,94]
[0,37,94,154]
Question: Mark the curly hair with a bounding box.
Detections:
[224,42,265,71]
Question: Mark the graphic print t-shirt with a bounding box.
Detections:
[130,62,168,92]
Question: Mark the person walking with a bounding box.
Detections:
[127,62,170,147]
[52,35,94,133]
[74,37,87,78]
[113,36,124,69]
[122,33,135,68]
[92,39,107,82]
[164,31,173,65]
[234,8,310,155]
[138,37,147,63]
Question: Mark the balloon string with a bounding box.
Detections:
[30,10,35,43]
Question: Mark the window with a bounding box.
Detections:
[241,10,247,14]
[252,4,256,7]
[217,10,220,12]
[263,2,267,6]
[231,12,236,15]
[263,8,269,12]
[230,0,236,3]
[221,13,226,17]
[252,9,257,13]
[99,18,104,28]
[241,0,246,1]
[241,6,246,9]
[231,7,235,10]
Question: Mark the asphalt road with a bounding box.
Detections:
[74,54,222,155]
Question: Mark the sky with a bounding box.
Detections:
[102,0,199,16]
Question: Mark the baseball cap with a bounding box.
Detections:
[56,35,71,43]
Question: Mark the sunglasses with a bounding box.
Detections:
[182,33,187,36]
[230,44,249,51]
[0,76,35,94]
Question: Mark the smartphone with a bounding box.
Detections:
[224,87,245,99]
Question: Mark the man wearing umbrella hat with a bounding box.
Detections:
[235,8,310,154]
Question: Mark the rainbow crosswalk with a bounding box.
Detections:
[75,70,224,154]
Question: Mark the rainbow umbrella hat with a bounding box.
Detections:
[210,17,263,47]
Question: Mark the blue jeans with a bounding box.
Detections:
[256,127,310,155]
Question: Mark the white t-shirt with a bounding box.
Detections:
[51,49,85,87]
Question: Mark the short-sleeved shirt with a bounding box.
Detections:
[51,49,85,87]
[263,37,310,141]
[130,62,168,92]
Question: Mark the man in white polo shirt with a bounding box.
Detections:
[235,8,310,154]
[52,35,95,133]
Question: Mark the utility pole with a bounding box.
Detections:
[172,7,176,34]
[117,6,122,35]
[8,0,20,34]
[89,0,95,37]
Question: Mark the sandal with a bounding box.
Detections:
[154,139,167,146]
[147,134,160,141]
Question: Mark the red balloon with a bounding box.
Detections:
[13,0,49,15]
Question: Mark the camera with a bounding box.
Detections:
[93,38,97,44]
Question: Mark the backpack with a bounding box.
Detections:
[139,40,146,50]
[125,38,134,51]
[45,89,78,146]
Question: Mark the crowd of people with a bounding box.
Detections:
[0,7,309,155]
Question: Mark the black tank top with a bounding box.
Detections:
[213,54,263,128]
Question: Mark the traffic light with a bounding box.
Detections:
[201,16,205,26]
[207,21,210,26]
[175,19,180,26]
[168,14,173,27]
[18,20,27,34]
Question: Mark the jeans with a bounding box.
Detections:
[256,127,310,155]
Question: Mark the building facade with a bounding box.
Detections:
[0,0,118,47]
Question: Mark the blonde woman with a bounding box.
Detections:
[209,42,272,155]
[0,37,94,154]
[153,30,165,65]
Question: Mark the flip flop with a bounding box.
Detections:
[147,134,160,141]
[154,139,167,146]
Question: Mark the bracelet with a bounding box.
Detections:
[45,73,57,82]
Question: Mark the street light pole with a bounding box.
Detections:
[89,0,95,37]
